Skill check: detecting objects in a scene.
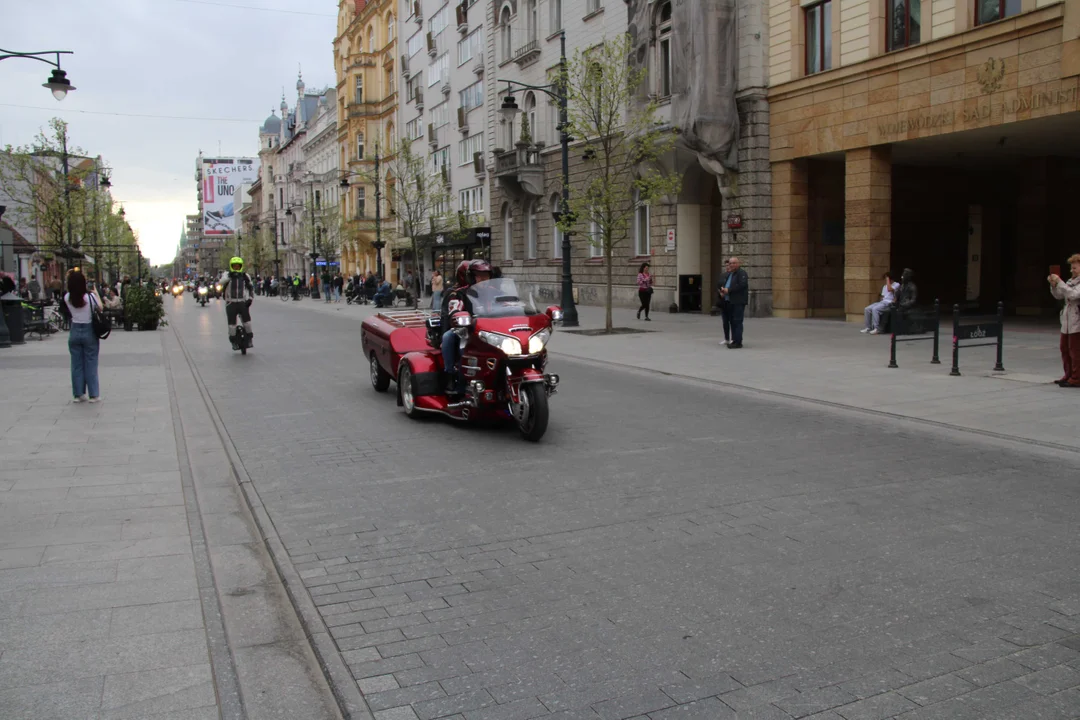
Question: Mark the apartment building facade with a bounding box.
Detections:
[395,0,492,282]
[336,0,399,278]
[485,0,771,311]
[769,0,1080,320]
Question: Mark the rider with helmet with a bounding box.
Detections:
[219,257,255,348]
[440,259,492,396]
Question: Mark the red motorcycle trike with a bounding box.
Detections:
[361,278,562,441]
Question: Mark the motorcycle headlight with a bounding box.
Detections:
[215,284,222,291]
[528,328,551,355]
[479,331,523,357]
[198,287,208,295]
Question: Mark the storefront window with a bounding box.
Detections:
[976,0,1020,25]
[805,0,831,75]
[887,0,920,51]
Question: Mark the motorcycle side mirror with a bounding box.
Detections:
[426,317,441,329]
[545,306,564,324]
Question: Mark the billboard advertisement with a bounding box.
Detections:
[201,157,258,236]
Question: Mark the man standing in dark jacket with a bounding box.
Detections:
[716,259,733,346]
[718,257,749,348]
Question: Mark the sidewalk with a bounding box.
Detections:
[279,294,1076,450]
[0,329,340,720]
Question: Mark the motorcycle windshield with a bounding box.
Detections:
[466,278,539,319]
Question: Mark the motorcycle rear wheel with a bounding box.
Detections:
[517,384,549,442]
[370,353,391,392]
[399,364,421,418]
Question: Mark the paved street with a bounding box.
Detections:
[160,293,1080,720]
[0,325,340,719]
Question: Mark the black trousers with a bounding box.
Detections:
[730,303,745,345]
[638,290,652,317]
[225,303,251,332]
[720,302,733,341]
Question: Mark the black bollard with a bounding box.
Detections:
[950,303,961,376]
[994,300,1005,372]
[931,299,941,364]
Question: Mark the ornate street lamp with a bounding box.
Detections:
[0,49,76,101]
[497,32,578,326]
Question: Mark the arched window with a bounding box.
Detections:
[527,0,537,41]
[526,201,538,259]
[387,13,395,41]
[633,189,650,256]
[502,203,513,260]
[550,193,562,258]
[500,6,512,62]
[523,92,536,143]
[368,25,376,52]
[656,2,672,97]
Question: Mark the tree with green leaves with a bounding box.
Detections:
[0,118,87,253]
[378,137,451,308]
[240,225,274,278]
[555,34,681,332]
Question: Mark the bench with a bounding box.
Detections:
[887,301,942,368]
[22,304,50,340]
[104,307,125,327]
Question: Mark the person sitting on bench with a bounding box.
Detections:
[862,272,900,335]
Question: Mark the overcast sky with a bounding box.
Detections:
[3,0,338,265]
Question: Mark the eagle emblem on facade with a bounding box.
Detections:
[977,57,1006,94]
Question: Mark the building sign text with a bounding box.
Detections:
[877,87,1077,137]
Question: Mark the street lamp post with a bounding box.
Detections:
[339,142,385,279]
[497,32,578,326]
[307,183,320,299]
[0,49,76,100]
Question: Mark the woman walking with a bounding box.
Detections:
[430,270,444,310]
[66,270,102,403]
[636,262,653,321]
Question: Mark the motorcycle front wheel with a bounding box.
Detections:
[517,383,549,442]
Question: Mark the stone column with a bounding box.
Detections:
[723,92,773,316]
[1014,157,1049,315]
[771,158,809,317]
[844,145,892,322]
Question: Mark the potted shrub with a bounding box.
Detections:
[124,285,167,331]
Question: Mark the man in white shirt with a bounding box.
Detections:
[862,272,900,335]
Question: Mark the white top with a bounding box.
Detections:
[881,282,900,304]
[64,291,100,325]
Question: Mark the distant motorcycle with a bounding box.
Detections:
[197,285,209,306]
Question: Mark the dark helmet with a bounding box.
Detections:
[467,259,492,284]
[455,260,472,287]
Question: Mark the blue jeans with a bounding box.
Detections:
[69,322,100,398]
[441,330,461,391]
[431,290,442,310]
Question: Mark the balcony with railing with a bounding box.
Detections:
[494,144,544,197]
[513,39,540,65]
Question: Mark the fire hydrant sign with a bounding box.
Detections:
[666,229,676,252]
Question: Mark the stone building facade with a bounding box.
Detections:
[485,0,773,312]
[336,0,399,277]
[768,0,1080,320]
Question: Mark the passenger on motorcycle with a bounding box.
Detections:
[440,259,492,396]
[219,257,255,348]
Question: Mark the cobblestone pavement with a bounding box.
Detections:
[171,295,1080,720]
